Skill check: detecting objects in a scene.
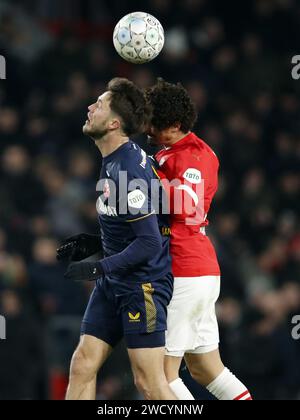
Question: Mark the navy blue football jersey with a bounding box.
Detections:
[96,140,171,283]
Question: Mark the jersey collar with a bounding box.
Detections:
[168,132,195,149]
[102,140,131,163]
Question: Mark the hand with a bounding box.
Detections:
[64,261,103,282]
[56,233,102,262]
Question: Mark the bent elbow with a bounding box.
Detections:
[144,234,162,257]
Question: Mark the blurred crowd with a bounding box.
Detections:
[0,0,299,400]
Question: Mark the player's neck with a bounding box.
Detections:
[95,133,129,158]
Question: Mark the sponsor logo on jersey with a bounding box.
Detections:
[128,312,141,322]
[183,168,202,184]
[127,189,146,209]
[161,226,171,236]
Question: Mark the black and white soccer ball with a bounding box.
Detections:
[113,12,164,64]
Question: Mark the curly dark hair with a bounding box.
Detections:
[107,77,148,136]
[145,78,197,133]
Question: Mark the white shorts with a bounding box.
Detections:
[165,276,220,357]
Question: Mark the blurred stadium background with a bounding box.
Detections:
[0,0,299,400]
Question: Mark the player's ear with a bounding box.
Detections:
[108,118,121,131]
[170,122,181,133]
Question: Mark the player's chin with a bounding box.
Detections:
[83,121,92,135]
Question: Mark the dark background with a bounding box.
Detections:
[0,0,299,400]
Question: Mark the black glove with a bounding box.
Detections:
[56,233,102,262]
[64,261,103,282]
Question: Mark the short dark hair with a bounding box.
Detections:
[145,78,197,132]
[107,78,148,136]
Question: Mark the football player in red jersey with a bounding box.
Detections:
[145,79,252,400]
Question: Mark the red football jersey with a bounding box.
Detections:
[155,132,220,277]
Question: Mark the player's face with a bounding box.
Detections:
[83,92,114,139]
[147,126,174,146]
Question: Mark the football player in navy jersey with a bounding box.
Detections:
[57,78,176,400]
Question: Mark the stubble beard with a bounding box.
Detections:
[83,122,109,141]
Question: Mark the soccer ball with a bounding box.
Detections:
[113,12,164,64]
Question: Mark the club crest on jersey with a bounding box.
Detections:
[183,168,202,184]
[103,179,110,198]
